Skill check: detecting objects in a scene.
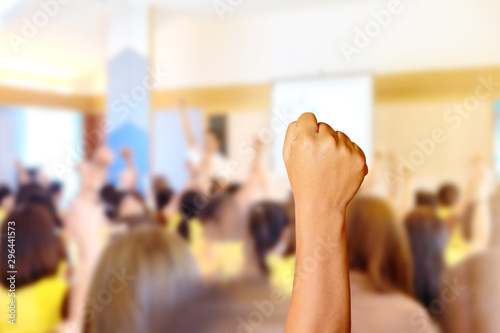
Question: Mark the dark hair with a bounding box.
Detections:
[249,202,289,274]
[437,183,460,206]
[155,187,174,212]
[26,168,39,184]
[405,207,448,312]
[0,205,66,288]
[155,187,174,227]
[415,190,437,208]
[100,184,122,219]
[0,184,12,204]
[224,183,242,195]
[49,181,63,196]
[15,184,63,227]
[347,197,413,295]
[178,190,207,240]
[198,195,225,222]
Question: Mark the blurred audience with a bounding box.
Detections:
[405,207,448,314]
[0,111,498,333]
[347,197,437,333]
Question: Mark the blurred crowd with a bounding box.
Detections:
[0,106,498,333]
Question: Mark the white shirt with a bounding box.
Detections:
[187,147,229,179]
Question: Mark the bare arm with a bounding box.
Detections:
[468,164,493,254]
[283,113,368,333]
[15,159,30,185]
[234,137,267,211]
[119,148,138,190]
[178,100,197,149]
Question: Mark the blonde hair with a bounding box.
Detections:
[83,227,200,333]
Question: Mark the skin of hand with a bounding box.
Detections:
[283,113,368,214]
[282,113,368,333]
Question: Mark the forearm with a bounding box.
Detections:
[285,206,351,333]
[469,199,491,253]
[179,107,196,148]
[16,160,30,185]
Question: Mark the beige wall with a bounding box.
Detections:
[375,100,495,192]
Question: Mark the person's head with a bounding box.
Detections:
[0,185,14,214]
[437,183,460,207]
[347,197,413,295]
[155,187,174,213]
[199,193,239,231]
[209,177,231,196]
[16,184,63,227]
[115,191,155,229]
[100,183,121,219]
[404,207,447,311]
[26,167,39,184]
[204,129,221,155]
[248,202,290,274]
[415,190,437,208]
[152,175,169,194]
[49,181,63,207]
[154,187,174,227]
[0,205,66,289]
[224,183,242,196]
[177,190,207,240]
[83,227,200,333]
[116,191,148,218]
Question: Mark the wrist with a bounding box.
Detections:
[294,198,346,221]
[294,202,347,245]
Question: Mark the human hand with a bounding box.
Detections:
[283,113,368,214]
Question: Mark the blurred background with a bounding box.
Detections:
[0,0,499,332]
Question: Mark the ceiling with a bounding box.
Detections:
[0,0,352,93]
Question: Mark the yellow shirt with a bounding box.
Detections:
[266,254,296,295]
[188,219,244,282]
[444,226,471,267]
[0,263,68,333]
[167,212,183,234]
[437,206,453,221]
[0,207,7,232]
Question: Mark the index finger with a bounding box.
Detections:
[295,113,318,136]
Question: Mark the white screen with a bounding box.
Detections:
[271,75,373,176]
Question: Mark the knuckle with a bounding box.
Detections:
[299,133,315,147]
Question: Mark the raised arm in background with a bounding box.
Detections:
[63,146,113,331]
[119,147,138,190]
[234,137,269,212]
[178,100,197,149]
[360,148,413,220]
[283,113,368,333]
[467,162,493,254]
[15,159,30,185]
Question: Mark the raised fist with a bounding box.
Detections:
[283,113,368,213]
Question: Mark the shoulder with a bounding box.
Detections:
[350,272,438,333]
